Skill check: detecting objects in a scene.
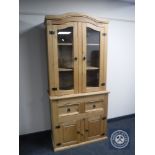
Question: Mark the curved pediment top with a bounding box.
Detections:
[45,12,109,24]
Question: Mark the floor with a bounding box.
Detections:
[19,115,135,155]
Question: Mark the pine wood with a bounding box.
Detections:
[45,13,109,151]
[54,136,108,152]
[50,91,110,100]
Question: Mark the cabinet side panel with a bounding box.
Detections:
[103,24,108,90]
[46,24,55,96]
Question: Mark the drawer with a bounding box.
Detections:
[58,97,82,106]
[84,94,105,103]
[58,103,80,117]
[85,100,104,112]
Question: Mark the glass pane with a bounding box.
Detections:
[86,27,100,87]
[58,46,73,69]
[87,28,100,44]
[87,46,99,68]
[58,27,73,43]
[59,72,73,90]
[87,70,99,87]
[57,27,74,90]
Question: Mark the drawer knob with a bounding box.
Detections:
[85,129,89,132]
[67,108,71,112]
[93,104,96,108]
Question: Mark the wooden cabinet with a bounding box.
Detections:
[45,13,109,151]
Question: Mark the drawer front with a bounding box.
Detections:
[84,94,104,103]
[84,94,107,114]
[85,100,104,112]
[56,94,108,121]
[57,98,81,117]
[58,103,80,117]
[58,97,81,106]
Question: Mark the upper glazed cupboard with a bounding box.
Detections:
[46,14,108,96]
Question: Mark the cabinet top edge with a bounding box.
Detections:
[49,91,110,100]
[45,12,109,24]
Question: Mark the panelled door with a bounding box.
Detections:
[50,22,79,96]
[54,117,106,148]
[54,120,81,148]
[81,23,107,93]
[85,115,107,141]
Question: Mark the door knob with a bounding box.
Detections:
[83,56,86,60]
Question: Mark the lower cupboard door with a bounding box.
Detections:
[54,120,81,147]
[85,115,107,141]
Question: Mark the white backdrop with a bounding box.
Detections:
[19,0,135,135]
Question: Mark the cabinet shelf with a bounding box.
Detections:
[87,43,99,46]
[87,66,99,70]
[58,43,72,45]
[59,68,73,71]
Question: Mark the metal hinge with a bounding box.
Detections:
[102,117,106,120]
[55,125,60,129]
[101,83,106,86]
[49,31,55,35]
[101,133,105,136]
[56,143,61,146]
[52,88,57,91]
[102,33,107,36]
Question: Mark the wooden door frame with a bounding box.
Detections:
[81,23,107,93]
[59,120,81,147]
[84,115,106,141]
[46,24,56,96]
[52,22,79,96]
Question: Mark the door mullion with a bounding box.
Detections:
[82,23,87,93]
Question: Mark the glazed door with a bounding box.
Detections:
[82,23,107,93]
[51,22,79,95]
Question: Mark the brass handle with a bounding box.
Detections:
[83,56,86,60]
[74,57,77,61]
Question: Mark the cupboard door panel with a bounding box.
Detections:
[55,120,80,147]
[84,94,107,117]
[52,22,78,95]
[85,115,107,141]
[82,23,107,93]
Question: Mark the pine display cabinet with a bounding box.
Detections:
[45,13,109,151]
